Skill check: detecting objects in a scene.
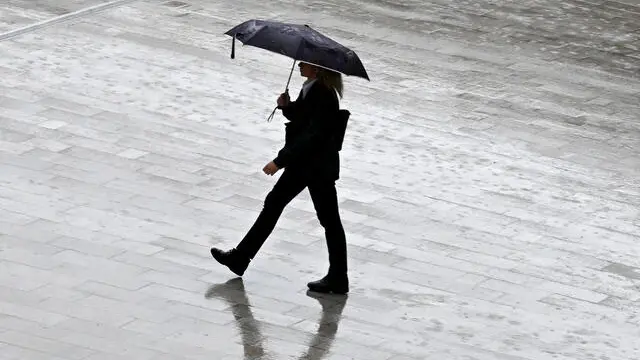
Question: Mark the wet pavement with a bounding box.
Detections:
[1,0,639,359]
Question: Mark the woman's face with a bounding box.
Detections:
[299,62,318,79]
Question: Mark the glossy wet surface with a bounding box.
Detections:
[0,0,639,359]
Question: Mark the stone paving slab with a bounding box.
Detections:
[1,0,639,359]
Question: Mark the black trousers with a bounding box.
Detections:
[236,169,348,275]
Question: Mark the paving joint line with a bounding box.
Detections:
[0,0,143,41]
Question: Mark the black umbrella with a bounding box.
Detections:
[225,20,369,121]
[226,19,369,82]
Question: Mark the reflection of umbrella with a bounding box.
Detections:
[225,19,370,87]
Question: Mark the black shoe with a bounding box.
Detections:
[210,247,250,276]
[307,274,349,294]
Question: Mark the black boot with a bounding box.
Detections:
[210,247,250,276]
[307,273,349,294]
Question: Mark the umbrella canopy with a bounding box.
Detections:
[225,19,370,81]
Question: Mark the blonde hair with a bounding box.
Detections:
[316,68,344,98]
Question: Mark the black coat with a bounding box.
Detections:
[273,80,347,181]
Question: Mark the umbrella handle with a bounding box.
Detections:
[267,59,297,122]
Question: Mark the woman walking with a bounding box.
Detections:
[210,62,349,294]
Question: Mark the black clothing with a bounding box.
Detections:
[234,80,348,276]
[273,81,341,181]
[236,168,348,275]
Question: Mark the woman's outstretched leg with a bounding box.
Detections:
[211,169,307,276]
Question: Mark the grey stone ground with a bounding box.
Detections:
[1,0,639,359]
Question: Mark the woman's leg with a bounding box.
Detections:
[236,169,307,259]
[307,180,348,277]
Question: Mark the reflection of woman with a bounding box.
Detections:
[205,279,264,360]
[205,279,347,360]
[210,62,349,294]
[298,291,348,360]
